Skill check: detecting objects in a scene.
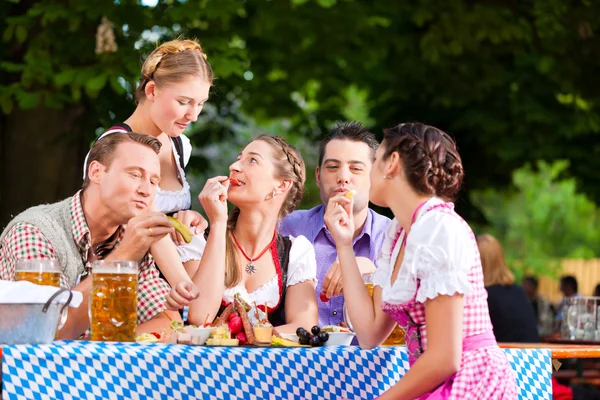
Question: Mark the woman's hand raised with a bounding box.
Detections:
[198,176,230,225]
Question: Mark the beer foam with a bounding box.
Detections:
[92,267,137,274]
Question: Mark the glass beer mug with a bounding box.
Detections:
[14,259,61,287]
[90,260,138,342]
[344,273,406,346]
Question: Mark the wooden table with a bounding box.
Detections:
[499,342,600,359]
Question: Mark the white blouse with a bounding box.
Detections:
[373,197,474,305]
[192,234,317,308]
[154,134,192,214]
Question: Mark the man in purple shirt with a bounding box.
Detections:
[280,122,391,327]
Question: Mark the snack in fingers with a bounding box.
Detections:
[166,216,193,243]
[227,177,242,187]
[344,189,357,199]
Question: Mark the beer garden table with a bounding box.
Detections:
[2,341,551,399]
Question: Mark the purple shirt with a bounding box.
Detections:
[280,205,391,326]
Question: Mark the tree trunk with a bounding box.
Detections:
[0,105,87,228]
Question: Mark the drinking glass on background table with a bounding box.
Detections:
[14,259,61,287]
[90,260,138,342]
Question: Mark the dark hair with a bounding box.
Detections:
[318,121,379,166]
[560,275,578,293]
[523,275,539,289]
[382,122,464,201]
[83,133,161,190]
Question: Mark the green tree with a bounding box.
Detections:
[3,0,600,226]
[471,160,600,281]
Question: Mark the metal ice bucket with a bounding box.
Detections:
[0,288,73,344]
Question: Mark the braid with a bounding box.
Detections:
[253,135,306,219]
[382,123,464,201]
[280,145,305,217]
[136,38,213,102]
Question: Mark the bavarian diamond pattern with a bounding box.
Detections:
[504,348,552,400]
[2,342,550,400]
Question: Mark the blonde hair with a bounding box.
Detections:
[477,234,515,287]
[135,39,214,102]
[223,135,306,288]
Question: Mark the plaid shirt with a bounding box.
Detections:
[0,191,170,324]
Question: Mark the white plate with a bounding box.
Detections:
[323,331,355,346]
[184,326,216,345]
[280,333,299,342]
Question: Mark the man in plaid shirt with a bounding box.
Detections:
[0,132,180,339]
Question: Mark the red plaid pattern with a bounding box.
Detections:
[0,191,170,324]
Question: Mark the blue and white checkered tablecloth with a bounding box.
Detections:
[2,341,551,400]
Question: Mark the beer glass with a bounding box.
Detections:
[90,260,138,342]
[14,259,61,287]
[363,272,374,296]
[362,272,405,346]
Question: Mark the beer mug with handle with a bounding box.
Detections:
[90,260,138,342]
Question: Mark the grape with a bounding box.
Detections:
[309,335,321,347]
[299,336,310,345]
[318,331,329,343]
[311,326,321,336]
[299,330,311,340]
[296,327,307,337]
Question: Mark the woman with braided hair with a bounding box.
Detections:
[325,123,517,399]
[82,39,213,286]
[166,135,319,334]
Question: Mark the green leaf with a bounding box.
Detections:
[0,62,25,72]
[109,76,126,95]
[15,25,27,43]
[54,70,76,87]
[0,96,13,114]
[3,25,15,42]
[85,74,108,92]
[16,90,40,109]
[316,0,336,8]
[71,85,81,102]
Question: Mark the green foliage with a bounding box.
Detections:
[2,0,600,223]
[472,160,600,281]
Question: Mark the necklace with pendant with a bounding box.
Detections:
[231,230,277,275]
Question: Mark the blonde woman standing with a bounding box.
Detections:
[83,39,213,286]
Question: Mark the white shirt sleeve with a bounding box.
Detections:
[372,219,401,289]
[176,233,207,263]
[405,211,474,303]
[286,235,318,288]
